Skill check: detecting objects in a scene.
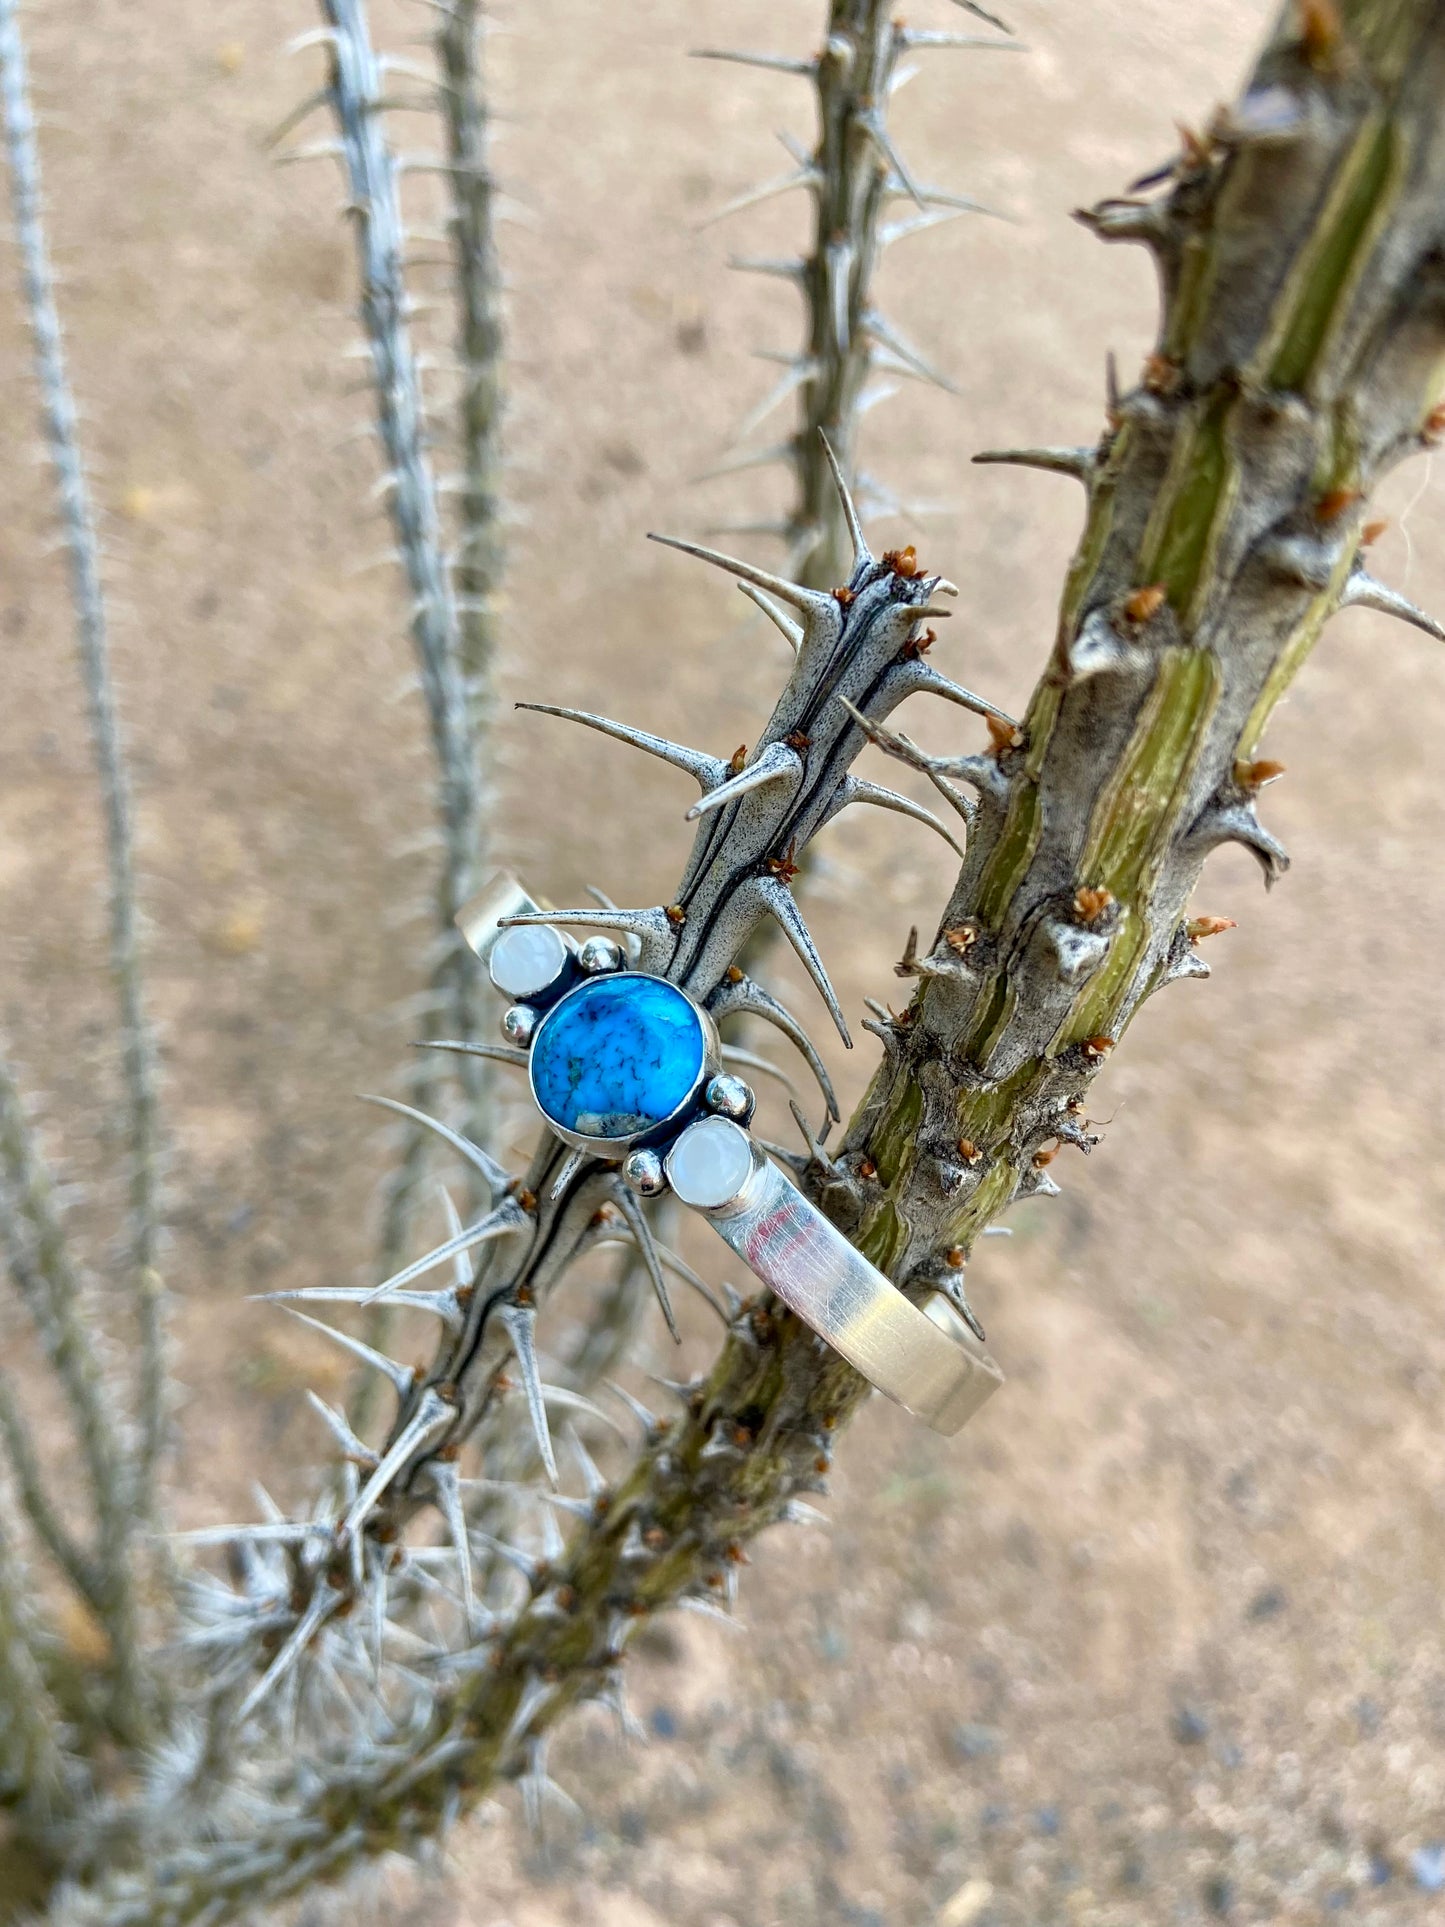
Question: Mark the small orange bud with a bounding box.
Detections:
[1361,519,1388,547]
[1073,884,1115,924]
[1082,1034,1115,1059]
[1142,353,1182,396]
[858,1157,878,1181]
[1424,403,1445,444]
[1176,122,1213,170]
[944,1245,966,1269]
[513,1186,538,1212]
[986,714,1024,754]
[898,626,936,662]
[1236,757,1286,790]
[943,922,978,955]
[833,585,857,607]
[784,728,811,752]
[1032,1146,1058,1168]
[1315,485,1361,523]
[726,964,745,984]
[1187,915,1237,941]
[665,902,687,925]
[957,1138,982,1165]
[1298,0,1342,66]
[1123,583,1167,625]
[728,743,747,774]
[882,544,922,578]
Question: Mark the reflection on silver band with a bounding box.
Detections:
[669,1120,1003,1437]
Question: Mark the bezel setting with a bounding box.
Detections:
[525,970,721,1156]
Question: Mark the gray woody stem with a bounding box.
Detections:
[316,0,497,1326]
[0,0,165,1511]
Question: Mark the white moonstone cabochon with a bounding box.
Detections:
[488,922,570,1000]
[665,1115,756,1210]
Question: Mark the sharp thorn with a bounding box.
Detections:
[516,701,727,788]
[359,1094,513,1197]
[303,1390,378,1467]
[340,1389,454,1541]
[276,1307,414,1398]
[499,1305,559,1486]
[730,356,820,441]
[720,1042,798,1101]
[601,1379,659,1438]
[427,1459,478,1631]
[900,28,1024,50]
[972,445,1095,483]
[1339,567,1445,642]
[859,110,925,210]
[360,1202,525,1305]
[260,1284,463,1330]
[818,430,870,569]
[698,164,820,229]
[647,532,834,621]
[864,311,960,394]
[417,1039,530,1068]
[948,0,1014,29]
[606,1182,680,1342]
[566,1423,607,1499]
[531,1382,629,1439]
[900,663,1017,727]
[689,47,816,76]
[549,1146,588,1202]
[757,876,852,1048]
[235,1585,343,1726]
[686,741,801,821]
[708,974,839,1122]
[842,777,967,858]
[737,580,803,654]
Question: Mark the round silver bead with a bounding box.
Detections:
[501,1003,538,1048]
[704,1073,755,1124]
[576,936,625,975]
[621,1147,668,1197]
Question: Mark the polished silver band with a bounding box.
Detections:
[666,1120,1001,1435]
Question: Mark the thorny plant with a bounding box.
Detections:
[2,0,1444,1922]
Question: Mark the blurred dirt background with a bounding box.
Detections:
[1,0,1443,1923]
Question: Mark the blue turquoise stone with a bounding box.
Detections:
[530,974,706,1140]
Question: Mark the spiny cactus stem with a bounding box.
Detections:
[0,0,166,1509]
[0,1367,101,1610]
[434,0,505,1101]
[0,1481,71,1820]
[0,1058,151,1744]
[318,0,494,1325]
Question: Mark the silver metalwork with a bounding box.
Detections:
[576,935,625,975]
[501,1003,538,1048]
[665,1118,1002,1435]
[704,1073,756,1124]
[457,871,545,967]
[474,863,1002,1435]
[621,1147,668,1197]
